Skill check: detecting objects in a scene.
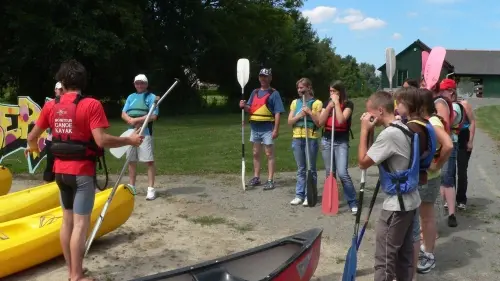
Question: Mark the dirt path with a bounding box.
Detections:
[5,97,500,281]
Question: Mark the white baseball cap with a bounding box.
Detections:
[55,82,63,89]
[134,74,148,83]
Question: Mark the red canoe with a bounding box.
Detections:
[130,228,323,281]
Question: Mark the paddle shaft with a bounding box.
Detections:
[241,87,245,190]
[302,95,312,174]
[357,179,380,249]
[84,79,180,257]
[329,106,334,176]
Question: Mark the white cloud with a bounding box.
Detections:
[302,6,337,24]
[407,11,418,17]
[392,33,402,39]
[334,9,386,30]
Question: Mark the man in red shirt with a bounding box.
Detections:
[26,59,143,281]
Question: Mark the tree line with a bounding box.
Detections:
[0,0,380,115]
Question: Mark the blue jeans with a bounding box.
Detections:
[292,138,319,199]
[321,137,358,208]
[441,142,458,188]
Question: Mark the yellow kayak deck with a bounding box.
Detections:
[0,181,60,223]
[0,165,13,196]
[0,185,135,278]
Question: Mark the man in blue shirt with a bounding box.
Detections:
[122,74,159,200]
[239,68,285,190]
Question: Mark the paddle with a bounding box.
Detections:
[321,105,338,215]
[303,95,317,207]
[424,46,446,90]
[421,51,429,76]
[109,129,135,158]
[84,78,180,257]
[237,58,250,191]
[385,48,396,92]
[357,179,380,249]
[342,169,366,281]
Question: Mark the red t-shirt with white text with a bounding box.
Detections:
[36,92,109,176]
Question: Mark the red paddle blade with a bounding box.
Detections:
[424,47,446,90]
[322,174,339,215]
[421,51,429,76]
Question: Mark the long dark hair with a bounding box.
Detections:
[330,80,347,104]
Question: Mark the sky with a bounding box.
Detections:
[301,0,500,69]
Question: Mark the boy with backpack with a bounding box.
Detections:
[358,91,422,281]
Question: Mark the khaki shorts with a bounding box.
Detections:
[418,177,440,203]
[126,135,154,162]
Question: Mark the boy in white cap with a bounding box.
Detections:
[43,82,64,183]
[122,74,159,200]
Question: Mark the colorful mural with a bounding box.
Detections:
[0,96,49,173]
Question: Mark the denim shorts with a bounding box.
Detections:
[418,178,440,203]
[250,130,273,145]
[441,142,458,188]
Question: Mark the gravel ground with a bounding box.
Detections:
[4,96,500,281]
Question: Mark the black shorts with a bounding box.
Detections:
[55,174,96,215]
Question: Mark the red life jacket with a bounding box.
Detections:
[325,103,350,132]
[249,88,275,122]
[50,94,108,189]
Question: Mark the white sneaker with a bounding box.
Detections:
[351,207,358,215]
[302,199,308,206]
[417,251,436,274]
[290,197,303,205]
[146,187,157,200]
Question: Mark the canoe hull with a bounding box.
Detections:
[0,165,13,196]
[0,181,60,223]
[0,185,135,278]
[130,228,322,281]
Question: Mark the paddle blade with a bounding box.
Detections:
[241,160,246,191]
[322,174,339,215]
[421,51,429,75]
[342,237,358,281]
[385,48,396,86]
[424,47,446,90]
[237,58,250,89]
[109,129,134,158]
[306,170,317,207]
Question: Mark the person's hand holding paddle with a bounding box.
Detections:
[302,106,312,116]
[239,100,246,109]
[127,128,144,147]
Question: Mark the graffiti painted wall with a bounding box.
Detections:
[0,96,49,173]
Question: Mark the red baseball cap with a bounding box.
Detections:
[439,78,456,90]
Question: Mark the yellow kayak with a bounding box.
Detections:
[0,184,135,278]
[0,181,60,223]
[0,165,13,196]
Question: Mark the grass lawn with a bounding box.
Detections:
[6,98,370,175]
[475,105,500,142]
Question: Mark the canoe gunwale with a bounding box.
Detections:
[130,228,323,281]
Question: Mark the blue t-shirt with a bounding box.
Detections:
[246,89,285,132]
[122,92,159,136]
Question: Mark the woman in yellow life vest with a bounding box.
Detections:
[287,78,323,206]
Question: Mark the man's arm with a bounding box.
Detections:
[433,125,453,169]
[270,91,286,132]
[27,125,46,152]
[435,101,450,129]
[463,101,475,143]
[91,128,135,148]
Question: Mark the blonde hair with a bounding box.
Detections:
[296,78,314,96]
